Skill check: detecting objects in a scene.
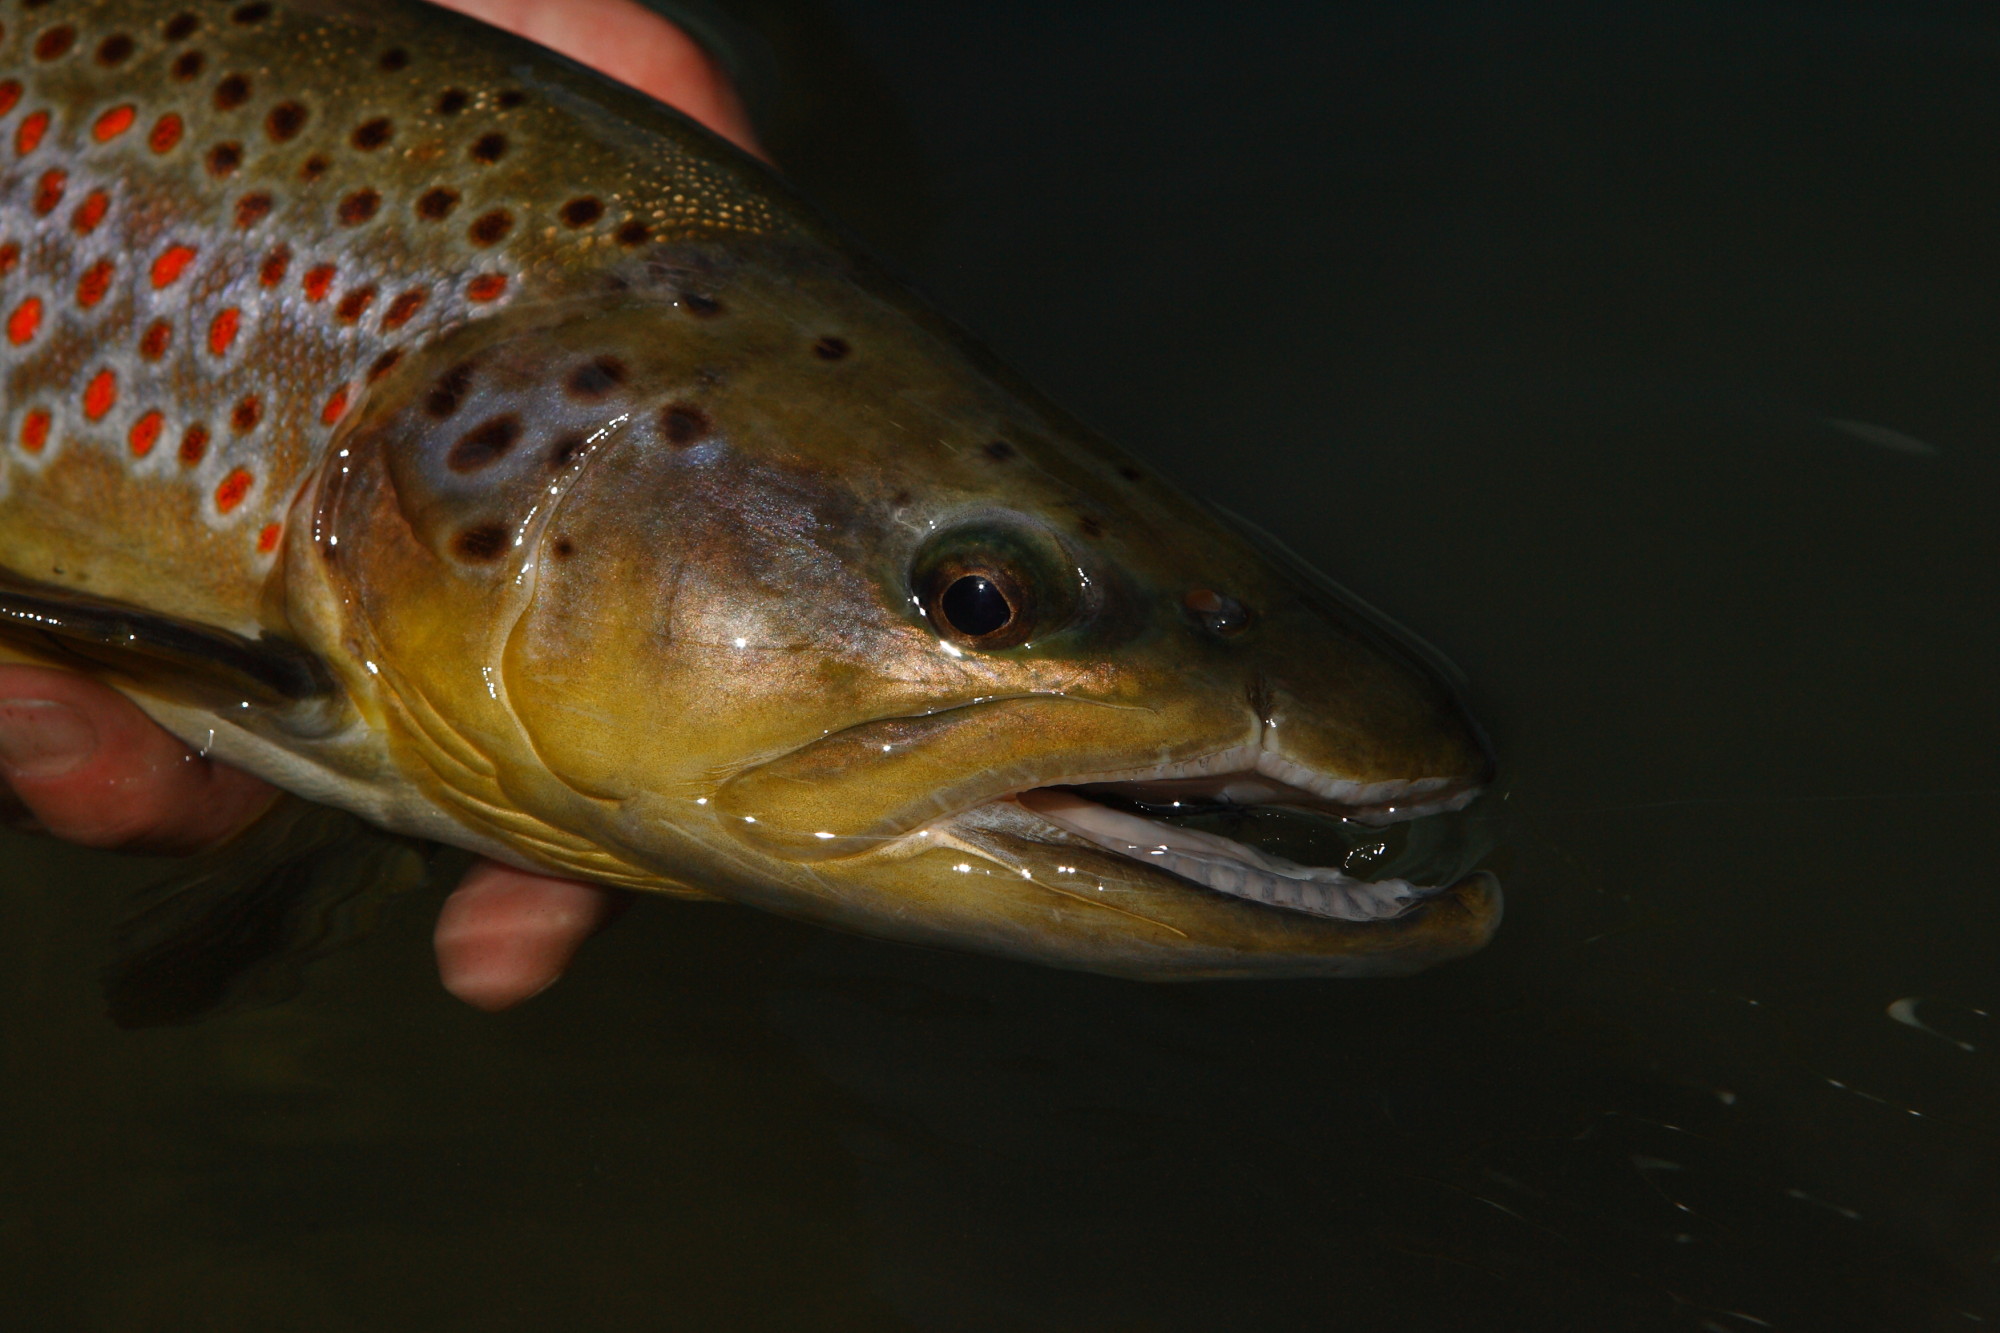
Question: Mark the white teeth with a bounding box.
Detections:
[1250,753,1469,820]
[1015,790,1427,923]
[1043,747,1472,821]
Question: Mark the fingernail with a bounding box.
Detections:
[0,699,100,779]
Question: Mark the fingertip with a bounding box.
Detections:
[0,665,278,852]
[435,862,622,1011]
[431,0,767,158]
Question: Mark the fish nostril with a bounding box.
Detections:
[1184,588,1253,638]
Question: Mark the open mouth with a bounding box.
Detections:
[1008,752,1492,925]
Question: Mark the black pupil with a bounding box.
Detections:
[941,575,1013,637]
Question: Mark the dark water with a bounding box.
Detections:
[5,1,1999,1327]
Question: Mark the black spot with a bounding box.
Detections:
[498,90,527,109]
[351,117,393,150]
[813,336,849,361]
[336,286,376,323]
[680,291,722,317]
[436,88,469,116]
[559,196,603,228]
[206,142,242,176]
[379,47,409,72]
[415,187,458,220]
[266,101,307,142]
[299,154,330,182]
[234,192,273,228]
[1117,464,1143,482]
[890,489,912,507]
[467,209,513,247]
[982,440,1014,461]
[231,396,263,433]
[661,404,709,446]
[452,523,508,562]
[551,535,576,559]
[171,50,205,80]
[470,132,507,164]
[214,73,251,111]
[33,25,75,60]
[337,189,381,225]
[615,219,650,247]
[163,13,199,40]
[549,434,587,468]
[449,415,522,472]
[424,364,473,419]
[95,34,135,66]
[1079,515,1106,539]
[566,357,627,399]
[231,3,272,23]
[368,348,403,382]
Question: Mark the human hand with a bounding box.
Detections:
[0,0,765,1012]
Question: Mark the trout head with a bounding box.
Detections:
[294,242,1498,978]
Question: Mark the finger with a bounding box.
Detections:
[0,665,279,854]
[432,0,765,156]
[433,860,628,1011]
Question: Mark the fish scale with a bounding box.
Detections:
[0,0,795,630]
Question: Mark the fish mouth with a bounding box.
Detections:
[961,747,1491,925]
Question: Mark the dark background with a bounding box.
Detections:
[4,1,1999,1328]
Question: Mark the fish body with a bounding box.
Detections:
[0,0,1501,979]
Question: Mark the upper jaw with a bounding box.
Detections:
[999,743,1482,824]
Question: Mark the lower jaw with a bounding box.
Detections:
[1012,786,1494,925]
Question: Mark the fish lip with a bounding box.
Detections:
[916,746,1486,925]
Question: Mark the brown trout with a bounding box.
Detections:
[0,0,1500,978]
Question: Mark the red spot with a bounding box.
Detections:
[75,259,114,307]
[92,105,135,141]
[381,288,426,330]
[259,245,290,286]
[16,110,48,156]
[320,383,350,424]
[128,410,162,456]
[31,169,64,214]
[150,245,196,288]
[231,395,262,433]
[20,409,50,453]
[214,467,253,513]
[178,423,209,465]
[70,189,108,234]
[466,273,507,302]
[208,307,240,355]
[301,264,334,302]
[139,318,172,359]
[82,369,116,421]
[0,83,20,117]
[7,296,42,344]
[0,243,18,276]
[148,113,183,153]
[256,522,282,553]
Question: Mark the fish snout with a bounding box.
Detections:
[1237,586,1492,808]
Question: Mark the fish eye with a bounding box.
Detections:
[911,519,1077,651]
[941,574,1014,637]
[920,560,1034,648]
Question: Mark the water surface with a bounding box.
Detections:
[4,1,1998,1327]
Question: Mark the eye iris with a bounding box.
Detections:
[941,575,1013,637]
